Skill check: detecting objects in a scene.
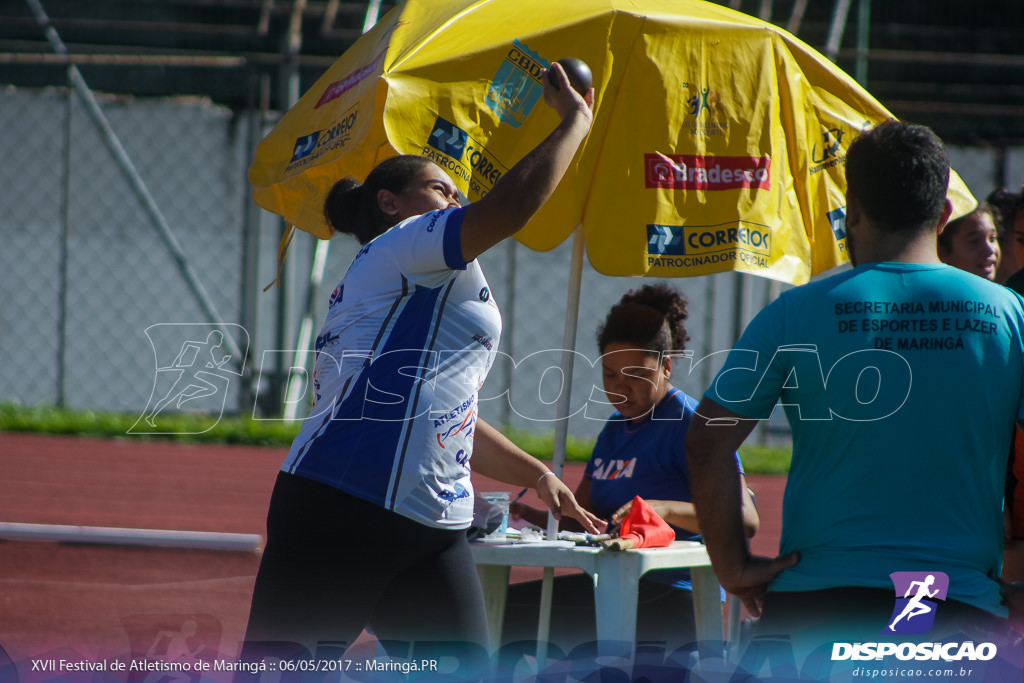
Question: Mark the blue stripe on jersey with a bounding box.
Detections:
[287,276,411,472]
[442,208,466,271]
[291,280,450,506]
[389,278,457,508]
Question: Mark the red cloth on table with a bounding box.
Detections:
[618,495,675,548]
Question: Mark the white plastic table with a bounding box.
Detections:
[470,540,722,659]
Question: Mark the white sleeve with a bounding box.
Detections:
[388,207,467,279]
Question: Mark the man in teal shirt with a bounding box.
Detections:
[687,120,1024,662]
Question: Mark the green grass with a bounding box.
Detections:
[501,426,599,463]
[736,443,793,475]
[0,403,301,447]
[0,402,791,474]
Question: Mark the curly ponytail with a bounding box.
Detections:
[595,283,690,356]
[323,154,433,245]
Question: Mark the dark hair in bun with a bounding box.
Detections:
[323,154,433,245]
[596,283,690,357]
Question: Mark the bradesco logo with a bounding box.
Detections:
[314,49,387,109]
[831,571,997,663]
[644,153,770,190]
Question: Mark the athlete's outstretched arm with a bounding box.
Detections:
[472,418,604,534]
[458,63,594,263]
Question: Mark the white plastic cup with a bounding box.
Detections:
[479,491,510,542]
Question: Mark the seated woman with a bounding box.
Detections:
[502,283,759,654]
[937,203,1000,281]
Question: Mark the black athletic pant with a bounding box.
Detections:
[239,472,489,658]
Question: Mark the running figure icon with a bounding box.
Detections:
[143,330,232,427]
[887,574,940,632]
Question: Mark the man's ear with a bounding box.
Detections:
[935,198,954,235]
[845,193,862,229]
[377,188,399,218]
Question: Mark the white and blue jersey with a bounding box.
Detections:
[282,207,501,529]
[586,388,743,592]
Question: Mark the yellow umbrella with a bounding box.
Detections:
[249,0,975,285]
[249,2,979,660]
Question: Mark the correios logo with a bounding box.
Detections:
[645,152,770,190]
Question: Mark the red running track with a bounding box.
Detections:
[0,432,784,666]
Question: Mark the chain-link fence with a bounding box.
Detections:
[2,78,1021,441]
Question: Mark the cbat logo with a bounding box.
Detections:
[486,39,548,128]
[885,571,949,635]
[828,206,847,241]
[644,153,771,191]
[647,225,685,255]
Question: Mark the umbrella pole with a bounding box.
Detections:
[283,238,331,420]
[550,224,585,513]
[535,224,585,668]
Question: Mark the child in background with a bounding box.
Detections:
[937,203,1000,281]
